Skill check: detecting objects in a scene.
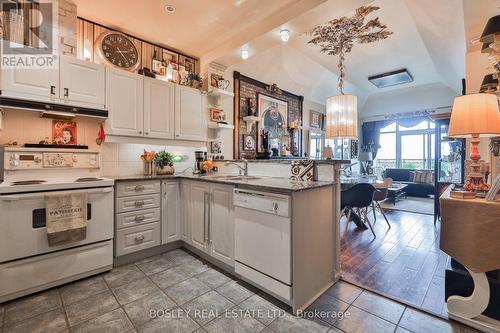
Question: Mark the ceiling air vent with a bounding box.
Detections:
[368,69,413,88]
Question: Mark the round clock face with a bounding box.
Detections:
[99,33,139,70]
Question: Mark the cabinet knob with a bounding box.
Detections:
[139,131,143,134]
[50,86,56,95]
[64,88,69,97]
[135,234,145,242]
[134,200,145,207]
[134,185,145,191]
[145,132,149,135]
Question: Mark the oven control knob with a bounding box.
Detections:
[89,158,96,166]
[72,155,78,162]
[34,157,41,163]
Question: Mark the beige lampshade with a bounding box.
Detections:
[449,93,500,138]
[325,94,358,139]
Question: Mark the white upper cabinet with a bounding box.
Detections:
[175,85,206,141]
[106,67,144,137]
[0,63,58,102]
[144,78,175,139]
[59,56,105,108]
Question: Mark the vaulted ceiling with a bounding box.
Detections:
[74,0,485,119]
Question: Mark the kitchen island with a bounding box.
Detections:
[110,167,343,314]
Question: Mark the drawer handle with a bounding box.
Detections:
[134,185,145,192]
[272,202,279,212]
[134,215,145,222]
[134,200,145,207]
[135,234,145,242]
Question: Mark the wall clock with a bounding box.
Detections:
[95,31,140,71]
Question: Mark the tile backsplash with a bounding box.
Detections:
[101,143,205,177]
[0,109,205,177]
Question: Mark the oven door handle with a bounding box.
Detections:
[0,187,113,201]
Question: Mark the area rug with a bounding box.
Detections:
[379,196,434,215]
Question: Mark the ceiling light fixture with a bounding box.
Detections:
[241,48,249,60]
[309,5,392,140]
[280,29,290,42]
[164,4,175,13]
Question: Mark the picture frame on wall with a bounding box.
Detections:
[310,110,322,129]
[243,135,256,151]
[52,120,77,145]
[257,93,288,128]
[210,108,225,122]
[184,58,196,73]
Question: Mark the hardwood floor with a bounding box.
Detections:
[340,209,450,318]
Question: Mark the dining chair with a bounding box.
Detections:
[371,187,391,229]
[341,183,377,237]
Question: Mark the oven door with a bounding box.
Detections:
[0,187,114,262]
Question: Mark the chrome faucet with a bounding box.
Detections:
[225,158,249,176]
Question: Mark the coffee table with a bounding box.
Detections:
[387,184,408,206]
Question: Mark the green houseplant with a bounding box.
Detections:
[155,150,175,175]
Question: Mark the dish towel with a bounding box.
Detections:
[45,193,87,247]
[290,160,316,181]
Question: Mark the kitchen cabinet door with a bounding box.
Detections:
[59,56,105,108]
[0,49,58,102]
[161,181,180,244]
[106,68,144,136]
[209,184,234,266]
[190,181,210,252]
[144,77,175,139]
[174,85,206,141]
[180,180,191,243]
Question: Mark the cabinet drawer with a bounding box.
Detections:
[116,208,160,230]
[115,222,161,256]
[116,181,160,197]
[115,194,160,213]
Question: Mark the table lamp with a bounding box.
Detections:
[449,93,500,192]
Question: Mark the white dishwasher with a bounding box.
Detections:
[233,188,292,302]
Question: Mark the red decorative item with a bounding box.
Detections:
[52,120,77,145]
[97,123,106,145]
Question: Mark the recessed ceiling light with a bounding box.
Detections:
[164,4,175,13]
[241,48,249,60]
[280,29,290,42]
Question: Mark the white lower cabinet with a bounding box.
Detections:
[161,180,180,244]
[114,180,161,257]
[185,181,235,266]
[114,179,234,267]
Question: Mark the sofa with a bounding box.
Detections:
[383,168,435,197]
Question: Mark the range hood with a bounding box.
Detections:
[0,97,108,119]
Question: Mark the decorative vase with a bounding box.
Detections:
[156,165,175,175]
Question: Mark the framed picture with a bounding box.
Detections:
[210,108,225,122]
[210,141,222,154]
[184,58,196,73]
[310,110,322,129]
[210,73,222,88]
[162,50,178,64]
[243,135,256,151]
[52,120,77,145]
[257,93,288,128]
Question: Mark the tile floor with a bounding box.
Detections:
[0,249,478,333]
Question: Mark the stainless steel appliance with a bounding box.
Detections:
[0,147,114,302]
[194,150,207,174]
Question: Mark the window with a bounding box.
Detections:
[373,119,435,170]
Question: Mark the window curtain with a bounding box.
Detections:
[397,116,428,128]
[361,120,393,158]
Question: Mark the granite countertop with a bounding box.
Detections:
[213,159,350,165]
[110,174,335,193]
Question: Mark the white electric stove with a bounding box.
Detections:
[0,147,115,302]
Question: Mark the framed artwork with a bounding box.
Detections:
[310,110,322,129]
[257,93,288,128]
[52,120,77,145]
[243,135,256,151]
[184,58,196,73]
[210,73,222,88]
[210,108,225,122]
[210,141,222,154]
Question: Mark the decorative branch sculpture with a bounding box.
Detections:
[308,5,393,94]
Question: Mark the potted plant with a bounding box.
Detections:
[155,150,175,175]
[187,73,203,88]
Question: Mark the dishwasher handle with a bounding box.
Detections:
[233,188,290,217]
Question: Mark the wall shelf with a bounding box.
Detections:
[242,116,263,132]
[208,122,234,130]
[208,88,234,98]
